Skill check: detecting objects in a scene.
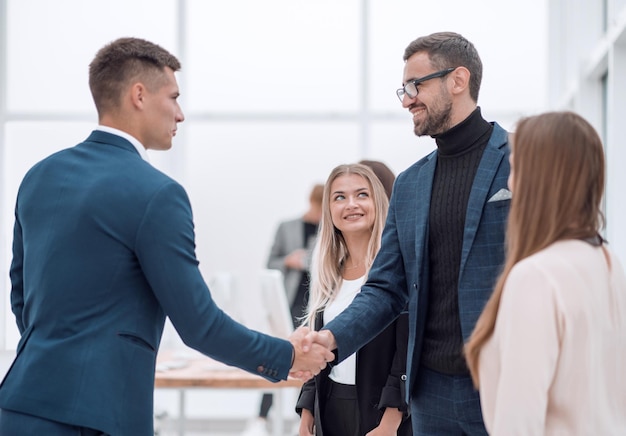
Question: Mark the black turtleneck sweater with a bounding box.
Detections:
[421,107,493,375]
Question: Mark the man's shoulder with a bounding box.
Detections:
[488,122,511,152]
[277,217,304,230]
[23,136,181,195]
[395,150,436,182]
[21,145,79,182]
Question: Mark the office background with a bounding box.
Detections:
[0,0,553,350]
[2,0,626,430]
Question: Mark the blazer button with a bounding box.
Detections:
[401,374,407,381]
[257,365,265,374]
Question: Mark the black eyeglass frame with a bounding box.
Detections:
[396,67,457,102]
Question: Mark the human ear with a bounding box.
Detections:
[129,82,146,109]
[449,66,470,96]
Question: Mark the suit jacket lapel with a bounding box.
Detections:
[459,125,508,273]
[406,152,437,394]
[414,152,437,275]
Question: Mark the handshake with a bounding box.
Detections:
[288,326,337,381]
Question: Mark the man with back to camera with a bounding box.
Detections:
[310,32,511,434]
[0,37,333,436]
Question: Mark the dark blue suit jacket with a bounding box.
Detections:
[324,123,510,398]
[0,131,292,435]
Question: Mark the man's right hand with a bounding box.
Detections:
[288,326,334,380]
[284,249,307,270]
[308,329,337,351]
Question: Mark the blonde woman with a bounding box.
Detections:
[465,111,626,435]
[296,164,411,436]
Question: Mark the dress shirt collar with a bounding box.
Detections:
[95,125,150,162]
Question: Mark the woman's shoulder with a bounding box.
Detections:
[506,239,611,305]
[514,239,596,271]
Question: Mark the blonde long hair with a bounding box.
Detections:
[304,164,389,328]
[465,111,606,385]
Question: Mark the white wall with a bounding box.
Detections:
[548,0,626,262]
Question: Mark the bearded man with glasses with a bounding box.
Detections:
[311,31,511,435]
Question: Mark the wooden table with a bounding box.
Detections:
[155,350,303,435]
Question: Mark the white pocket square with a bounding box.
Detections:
[488,188,512,202]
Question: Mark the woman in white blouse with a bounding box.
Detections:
[296,163,411,436]
[465,111,626,435]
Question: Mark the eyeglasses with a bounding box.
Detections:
[396,67,457,102]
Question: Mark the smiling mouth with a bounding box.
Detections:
[344,214,364,219]
[412,107,426,118]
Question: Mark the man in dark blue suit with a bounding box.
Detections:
[311,32,511,435]
[0,37,333,436]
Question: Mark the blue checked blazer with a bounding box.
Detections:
[324,123,510,398]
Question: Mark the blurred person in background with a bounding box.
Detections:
[267,183,325,326]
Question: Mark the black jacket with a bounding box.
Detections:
[296,310,412,435]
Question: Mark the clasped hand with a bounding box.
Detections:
[288,326,336,381]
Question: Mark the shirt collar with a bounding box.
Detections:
[95,125,150,162]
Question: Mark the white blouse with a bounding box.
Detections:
[478,240,626,435]
[324,276,364,385]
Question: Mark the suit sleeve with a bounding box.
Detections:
[378,311,409,413]
[9,208,25,334]
[135,181,293,381]
[295,377,316,415]
[266,222,288,271]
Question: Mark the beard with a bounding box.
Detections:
[412,90,453,137]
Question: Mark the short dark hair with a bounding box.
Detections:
[403,32,482,102]
[88,37,181,116]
